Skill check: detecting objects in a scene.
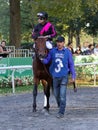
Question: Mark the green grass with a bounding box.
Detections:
[0,82,98,96]
[0,84,43,95]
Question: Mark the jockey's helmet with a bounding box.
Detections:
[37,11,48,20]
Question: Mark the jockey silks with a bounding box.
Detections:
[32,22,56,40]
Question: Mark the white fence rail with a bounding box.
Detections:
[0,65,32,94]
[0,62,98,94]
[75,62,98,87]
[6,46,33,57]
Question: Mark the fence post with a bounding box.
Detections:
[93,65,96,86]
[12,69,15,94]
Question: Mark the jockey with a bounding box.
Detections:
[32,11,57,49]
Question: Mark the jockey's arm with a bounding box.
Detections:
[32,25,40,40]
[39,25,56,39]
[50,25,57,38]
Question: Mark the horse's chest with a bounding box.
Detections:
[37,70,48,79]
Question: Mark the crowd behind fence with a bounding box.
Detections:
[6,46,33,57]
[6,42,98,58]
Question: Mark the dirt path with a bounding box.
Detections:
[0,87,98,130]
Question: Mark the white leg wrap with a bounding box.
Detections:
[44,95,47,107]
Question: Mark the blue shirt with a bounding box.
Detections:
[43,47,76,79]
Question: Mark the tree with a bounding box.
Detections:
[30,0,83,45]
[1,0,98,47]
[9,0,21,48]
[0,0,10,41]
[82,0,98,37]
[20,0,33,43]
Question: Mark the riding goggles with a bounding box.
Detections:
[38,17,45,20]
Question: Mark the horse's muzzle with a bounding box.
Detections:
[38,53,47,60]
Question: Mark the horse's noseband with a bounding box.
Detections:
[34,37,48,60]
[37,50,48,60]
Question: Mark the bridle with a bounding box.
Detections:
[34,37,48,60]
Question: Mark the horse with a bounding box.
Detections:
[32,36,53,112]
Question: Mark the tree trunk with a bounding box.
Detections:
[68,29,73,44]
[9,0,21,48]
[75,31,80,47]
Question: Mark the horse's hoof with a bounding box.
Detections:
[74,87,77,92]
[44,111,49,116]
[41,108,47,113]
[44,106,50,110]
[41,108,49,115]
[42,108,49,113]
[33,109,36,112]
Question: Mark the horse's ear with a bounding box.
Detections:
[34,39,37,42]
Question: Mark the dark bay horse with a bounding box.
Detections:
[32,37,52,112]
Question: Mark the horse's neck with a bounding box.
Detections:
[36,38,46,47]
[34,54,42,63]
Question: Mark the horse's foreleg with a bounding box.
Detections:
[33,84,37,112]
[44,85,50,111]
[44,95,47,107]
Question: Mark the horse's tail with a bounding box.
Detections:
[73,81,77,92]
[51,79,54,94]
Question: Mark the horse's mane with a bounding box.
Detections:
[35,38,46,48]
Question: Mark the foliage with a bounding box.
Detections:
[74,55,98,82]
[1,0,98,46]
[0,0,10,42]
[0,76,43,95]
[0,76,33,88]
[20,0,33,43]
[0,85,33,95]
[82,0,98,36]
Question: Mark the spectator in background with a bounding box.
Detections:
[0,40,11,58]
[94,44,98,55]
[82,42,89,53]
[74,45,83,55]
[84,44,94,55]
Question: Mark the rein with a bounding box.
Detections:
[43,63,51,78]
